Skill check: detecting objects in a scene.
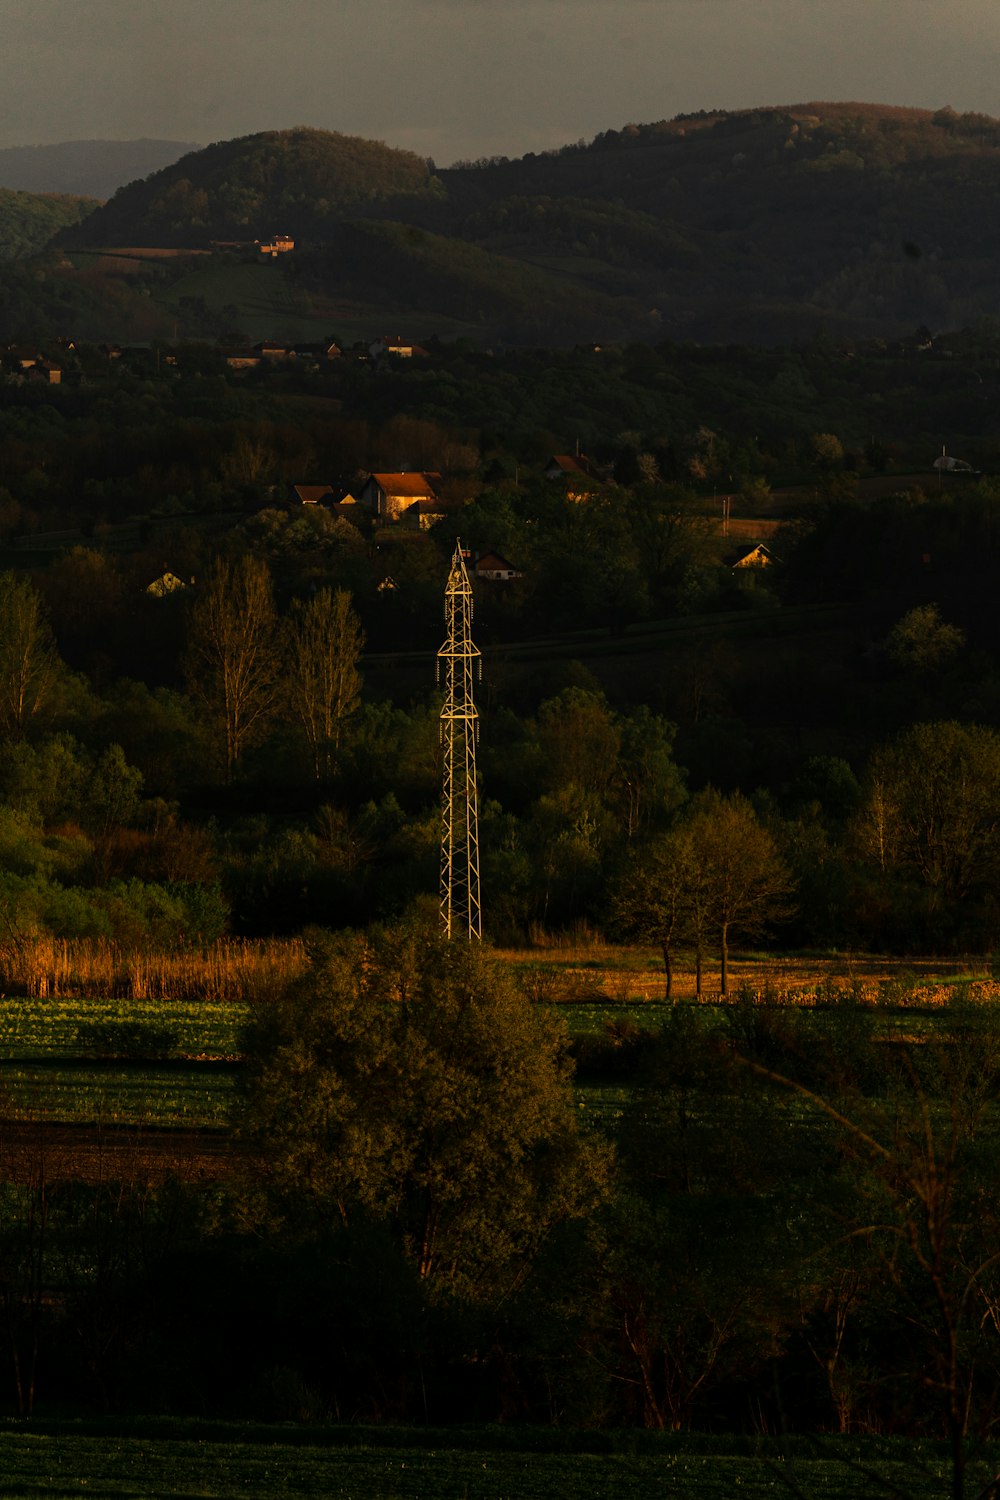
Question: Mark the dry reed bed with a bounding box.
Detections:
[0,938,309,1003]
[1,939,995,1010]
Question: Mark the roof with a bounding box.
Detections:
[727,543,775,569]
[475,550,519,572]
[369,472,441,499]
[290,484,336,505]
[546,453,601,480]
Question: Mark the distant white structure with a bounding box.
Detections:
[933,451,977,474]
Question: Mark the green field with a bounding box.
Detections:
[0,984,992,1129]
[0,997,242,1127]
[0,1421,980,1499]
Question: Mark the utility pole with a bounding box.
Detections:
[437,541,482,940]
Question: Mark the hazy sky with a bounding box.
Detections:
[2,0,999,165]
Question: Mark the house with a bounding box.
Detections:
[256,235,294,257]
[360,471,443,523]
[369,336,429,359]
[30,359,62,385]
[545,453,602,482]
[1,348,62,384]
[220,347,263,371]
[544,453,603,500]
[400,497,446,531]
[291,340,341,362]
[4,346,43,370]
[474,549,522,581]
[254,340,295,362]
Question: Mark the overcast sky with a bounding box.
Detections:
[2,0,999,165]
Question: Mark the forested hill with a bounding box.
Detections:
[0,187,98,261]
[40,104,1000,344]
[60,127,442,246]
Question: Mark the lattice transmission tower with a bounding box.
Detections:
[437,541,482,940]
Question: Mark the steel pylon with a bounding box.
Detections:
[437,541,481,940]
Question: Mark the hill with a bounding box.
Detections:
[0,187,98,260]
[61,127,441,246]
[0,139,200,199]
[36,105,1000,344]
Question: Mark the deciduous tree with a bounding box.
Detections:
[184,555,280,781]
[285,587,364,779]
[238,923,610,1302]
[0,573,60,739]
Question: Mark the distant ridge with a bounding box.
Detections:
[20,104,1000,346]
[0,140,201,200]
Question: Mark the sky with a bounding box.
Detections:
[2,0,1000,166]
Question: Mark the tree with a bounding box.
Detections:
[684,790,794,994]
[238,923,610,1302]
[612,824,698,999]
[855,721,1000,915]
[284,587,364,779]
[740,1012,1000,1500]
[884,603,965,674]
[0,574,60,739]
[184,555,280,781]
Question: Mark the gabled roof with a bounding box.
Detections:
[546,453,602,481]
[369,471,441,499]
[290,484,336,505]
[727,543,775,569]
[475,549,520,574]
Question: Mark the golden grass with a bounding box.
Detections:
[0,937,308,1003]
[495,947,997,1006]
[0,935,994,1010]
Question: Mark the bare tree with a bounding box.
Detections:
[685,789,794,995]
[285,587,364,778]
[185,555,280,781]
[0,573,60,738]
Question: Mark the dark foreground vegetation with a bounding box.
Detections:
[2,931,1000,1500]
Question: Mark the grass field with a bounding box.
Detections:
[0,1420,980,1499]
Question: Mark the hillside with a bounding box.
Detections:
[0,187,98,260]
[0,139,199,199]
[35,105,1000,344]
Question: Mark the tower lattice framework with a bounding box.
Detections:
[437,541,482,940]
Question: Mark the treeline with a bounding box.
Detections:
[5,532,1000,959]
